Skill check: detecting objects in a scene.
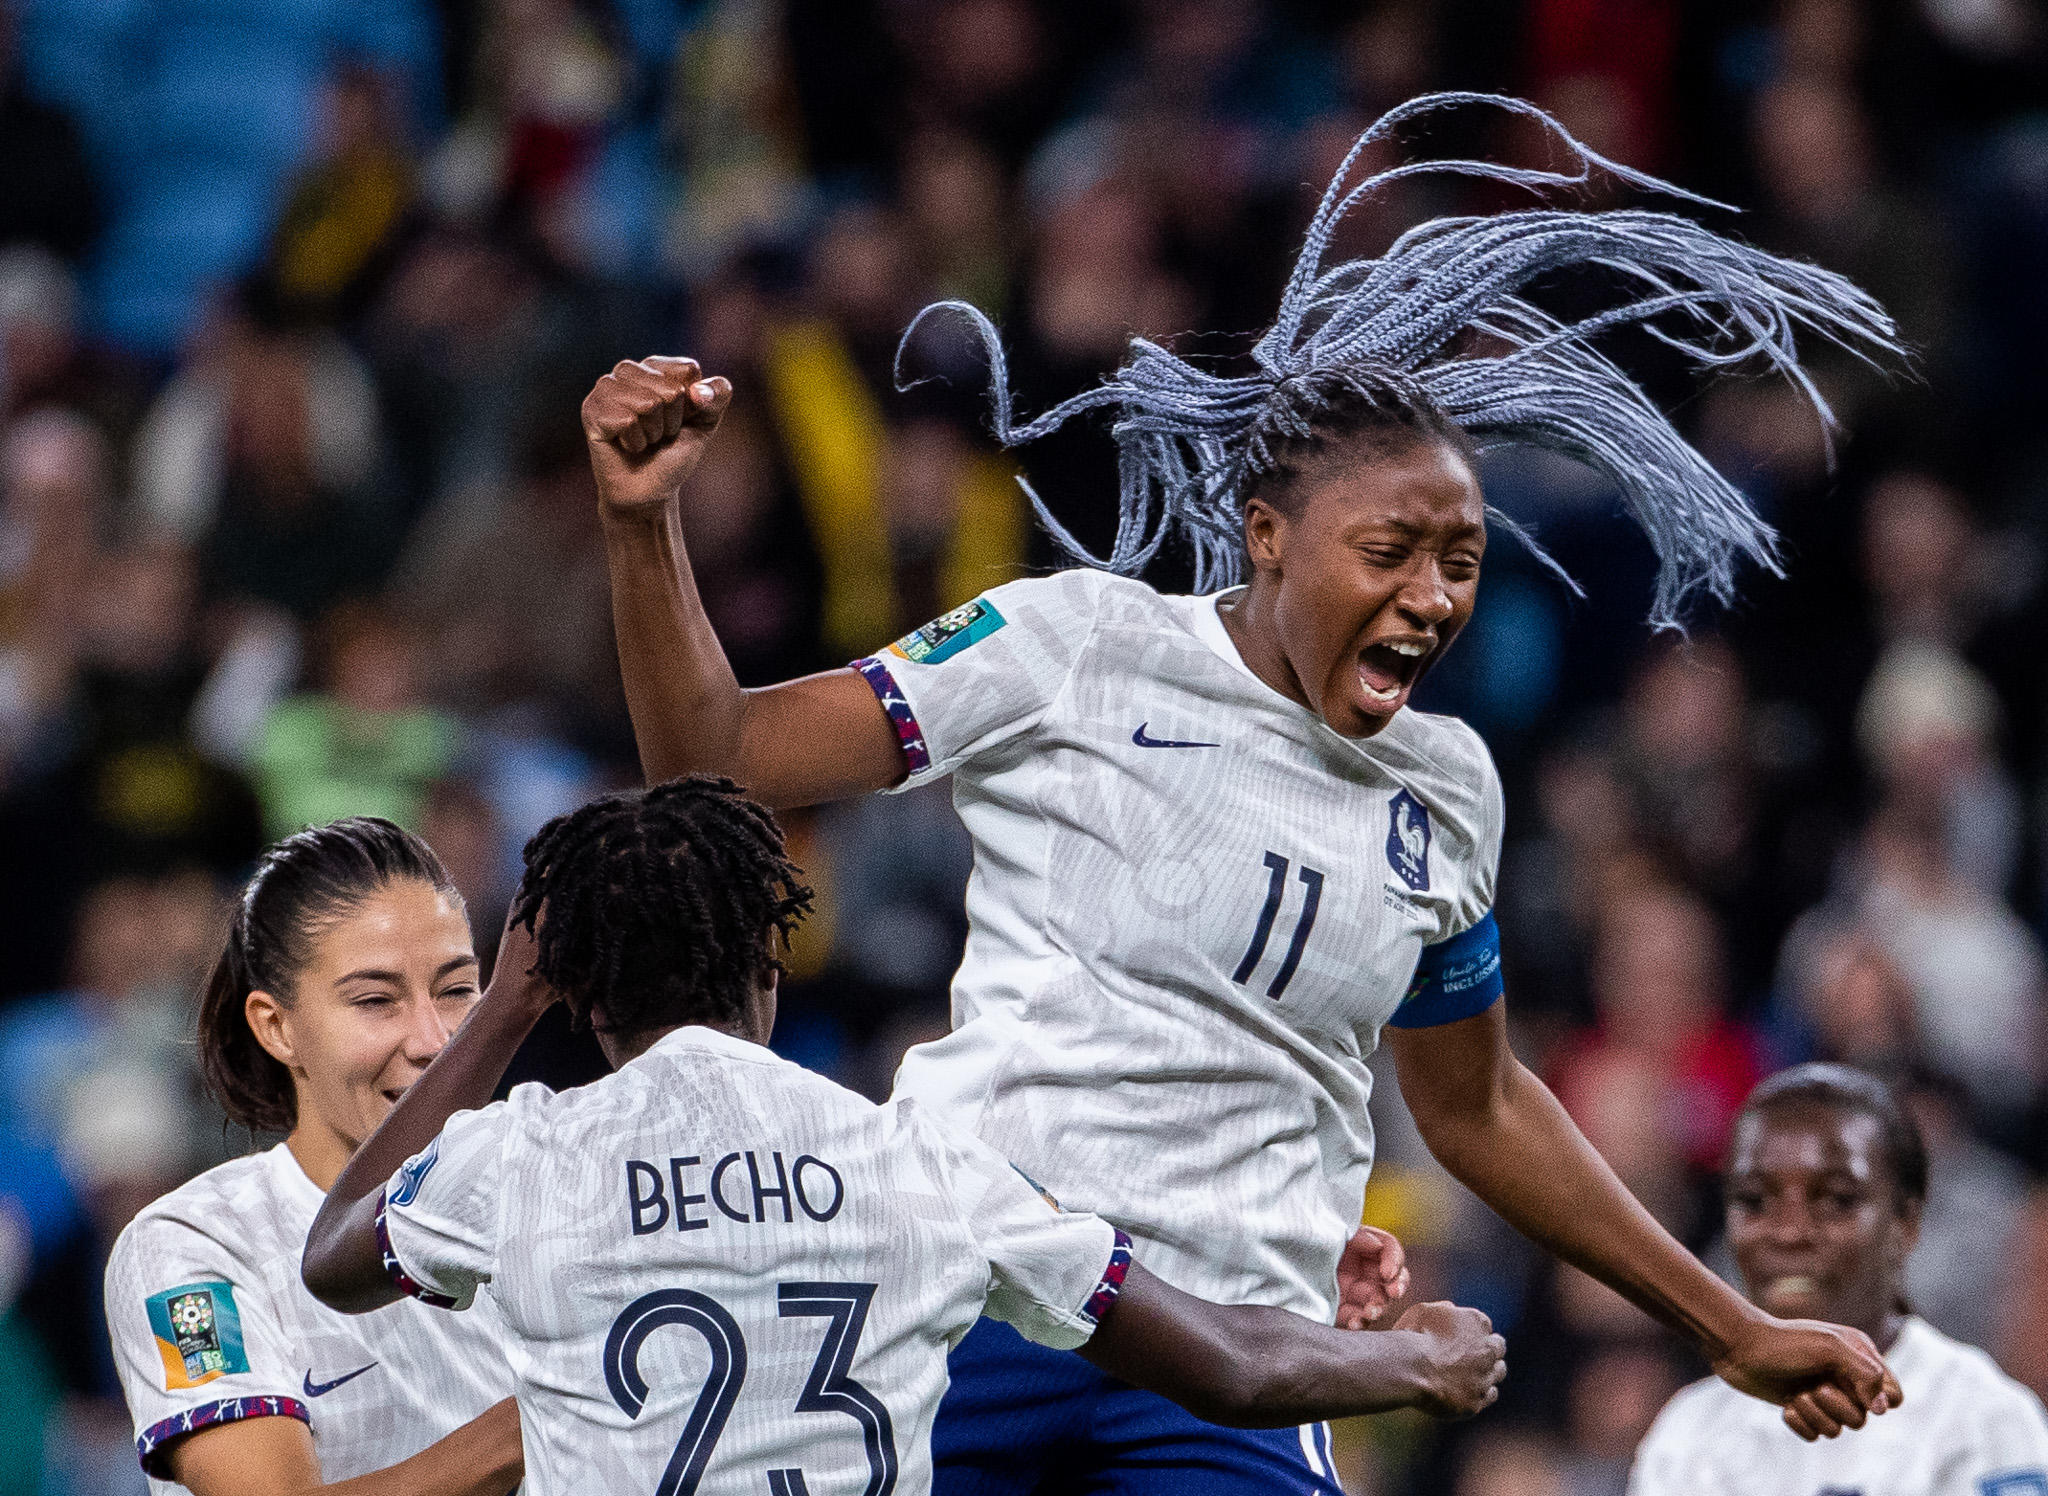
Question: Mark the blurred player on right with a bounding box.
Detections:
[1629,1064,2048,1494]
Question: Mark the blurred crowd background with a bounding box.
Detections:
[1,0,2045,1491]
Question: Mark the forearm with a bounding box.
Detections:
[318,1400,521,1496]
[602,502,746,786]
[1419,1060,1759,1357]
[303,991,545,1310]
[169,1399,520,1496]
[1078,1265,1427,1427]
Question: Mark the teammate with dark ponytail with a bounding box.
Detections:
[106,817,524,1496]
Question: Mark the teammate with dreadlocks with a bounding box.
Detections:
[585,94,1908,1493]
[303,777,1512,1496]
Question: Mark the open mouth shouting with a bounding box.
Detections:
[1356,634,1433,716]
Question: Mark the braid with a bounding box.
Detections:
[512,777,814,1038]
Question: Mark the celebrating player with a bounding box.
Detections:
[589,93,1907,1491]
[104,819,521,1495]
[1629,1064,2048,1491]
[302,777,1509,1495]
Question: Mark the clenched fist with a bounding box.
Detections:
[1395,1301,1508,1419]
[581,357,734,518]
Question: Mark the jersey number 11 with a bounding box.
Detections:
[1232,852,1326,1000]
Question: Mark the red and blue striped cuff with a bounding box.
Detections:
[851,656,932,775]
[1080,1229,1134,1328]
[374,1188,459,1309]
[137,1395,309,1476]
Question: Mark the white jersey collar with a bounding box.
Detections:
[633,1022,777,1069]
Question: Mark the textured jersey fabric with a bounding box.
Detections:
[855,570,1504,1322]
[378,1024,1128,1496]
[1628,1317,2048,1496]
[104,1143,514,1488]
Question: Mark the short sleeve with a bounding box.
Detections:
[104,1214,310,1478]
[376,1102,512,1312]
[909,1111,1128,1350]
[849,570,1111,789]
[1962,1381,2048,1491]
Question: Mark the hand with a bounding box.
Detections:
[484,909,557,1022]
[581,357,734,518]
[1335,1224,1411,1329]
[1393,1301,1506,1418]
[1709,1315,1903,1441]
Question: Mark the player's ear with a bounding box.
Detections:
[245,988,300,1070]
[1242,495,1289,572]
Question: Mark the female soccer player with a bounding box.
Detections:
[588,94,1906,1491]
[104,818,521,1494]
[302,777,1507,1496]
[1629,1064,2048,1491]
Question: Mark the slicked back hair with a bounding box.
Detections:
[512,777,814,1040]
[898,92,1906,628]
[1733,1063,1929,1215]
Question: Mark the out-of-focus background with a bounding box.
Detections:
[0,0,2043,1490]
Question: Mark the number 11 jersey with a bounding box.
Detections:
[855,569,1506,1325]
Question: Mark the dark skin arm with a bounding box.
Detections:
[163,1399,520,1496]
[1081,1273,1502,1427]
[588,357,901,804]
[1386,1001,1903,1440]
[302,921,555,1314]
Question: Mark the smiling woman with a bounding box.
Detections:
[1628,1065,2048,1493]
[102,819,522,1496]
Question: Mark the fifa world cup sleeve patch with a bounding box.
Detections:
[1386,911,1505,1029]
[884,598,1007,665]
[144,1281,251,1389]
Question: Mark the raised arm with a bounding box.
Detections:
[586,358,905,806]
[1385,1001,1902,1441]
[1080,1265,1503,1428]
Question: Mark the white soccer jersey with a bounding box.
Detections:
[104,1143,515,1491]
[376,1024,1130,1496]
[1628,1317,2048,1496]
[852,569,1505,1321]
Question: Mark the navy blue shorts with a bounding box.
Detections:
[932,1318,1344,1495]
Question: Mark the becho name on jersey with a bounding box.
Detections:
[625,1151,845,1234]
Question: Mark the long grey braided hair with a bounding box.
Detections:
[897,93,1906,628]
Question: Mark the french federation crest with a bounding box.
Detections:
[1386,788,1431,892]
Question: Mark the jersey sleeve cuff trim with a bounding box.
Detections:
[1078,1228,1134,1329]
[136,1395,310,1477]
[375,1188,460,1309]
[851,656,932,775]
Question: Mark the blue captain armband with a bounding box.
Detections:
[1387,912,1504,1029]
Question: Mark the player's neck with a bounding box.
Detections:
[1219,582,1313,711]
[600,1018,755,1068]
[287,1119,354,1192]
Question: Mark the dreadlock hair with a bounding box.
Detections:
[898,92,1908,628]
[1732,1063,1929,1217]
[199,818,459,1133]
[512,776,814,1040]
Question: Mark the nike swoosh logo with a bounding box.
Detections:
[303,1363,377,1397]
[1132,723,1220,749]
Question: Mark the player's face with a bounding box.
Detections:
[1254,439,1485,737]
[1723,1106,1918,1339]
[265,880,481,1151]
